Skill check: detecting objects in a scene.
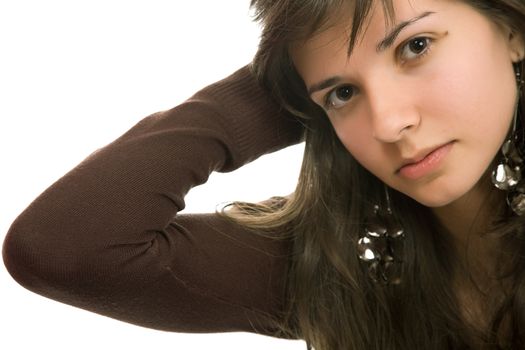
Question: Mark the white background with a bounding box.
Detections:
[0,1,305,349]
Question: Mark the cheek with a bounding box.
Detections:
[431,57,515,141]
[419,58,477,115]
[331,118,379,169]
[430,33,517,121]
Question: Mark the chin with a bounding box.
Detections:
[402,189,461,208]
[415,196,457,208]
[395,172,489,209]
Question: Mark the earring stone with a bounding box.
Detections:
[491,63,525,215]
[357,188,404,285]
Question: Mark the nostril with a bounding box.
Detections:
[371,116,419,143]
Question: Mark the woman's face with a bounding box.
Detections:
[292,0,524,207]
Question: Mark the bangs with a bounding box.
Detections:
[251,0,397,56]
[250,0,397,117]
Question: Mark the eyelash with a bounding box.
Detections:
[398,36,433,63]
[323,36,434,110]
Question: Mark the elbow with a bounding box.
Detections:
[2,222,85,297]
[3,223,50,292]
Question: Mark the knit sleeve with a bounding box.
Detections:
[2,66,303,336]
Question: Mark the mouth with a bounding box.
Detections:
[396,141,455,180]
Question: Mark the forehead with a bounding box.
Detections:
[290,19,352,82]
[291,0,438,55]
[290,0,474,84]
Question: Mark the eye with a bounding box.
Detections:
[324,85,355,110]
[398,36,433,62]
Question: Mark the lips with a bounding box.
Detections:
[397,141,455,180]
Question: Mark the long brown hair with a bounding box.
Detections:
[223,0,525,348]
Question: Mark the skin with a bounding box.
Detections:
[292,0,524,240]
[292,0,524,334]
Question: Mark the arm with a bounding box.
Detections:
[2,65,303,336]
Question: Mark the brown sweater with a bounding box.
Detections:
[2,66,303,337]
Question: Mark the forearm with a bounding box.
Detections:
[3,65,302,336]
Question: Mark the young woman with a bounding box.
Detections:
[4,0,525,349]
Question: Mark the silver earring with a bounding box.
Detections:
[491,63,525,215]
[357,185,404,285]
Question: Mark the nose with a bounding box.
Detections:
[367,80,420,143]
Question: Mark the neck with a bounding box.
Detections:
[430,175,513,339]
[431,174,507,281]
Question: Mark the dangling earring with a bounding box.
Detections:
[491,63,525,215]
[357,185,405,285]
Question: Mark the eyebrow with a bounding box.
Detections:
[376,11,435,52]
[307,76,343,97]
[307,11,436,96]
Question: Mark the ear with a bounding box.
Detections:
[508,29,525,62]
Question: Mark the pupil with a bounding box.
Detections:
[336,86,352,100]
[409,38,426,53]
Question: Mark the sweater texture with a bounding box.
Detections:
[2,66,303,336]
